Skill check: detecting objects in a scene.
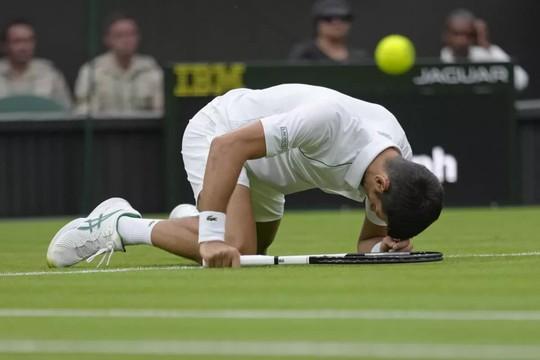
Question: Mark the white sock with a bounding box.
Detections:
[118,216,160,246]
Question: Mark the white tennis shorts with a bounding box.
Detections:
[181,100,285,222]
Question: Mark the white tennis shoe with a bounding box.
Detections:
[169,204,199,219]
[46,198,141,268]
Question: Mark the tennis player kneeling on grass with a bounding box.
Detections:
[47,84,443,268]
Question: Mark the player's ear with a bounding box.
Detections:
[374,174,390,193]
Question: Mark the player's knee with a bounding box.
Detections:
[255,234,275,255]
[255,220,280,255]
[256,243,270,255]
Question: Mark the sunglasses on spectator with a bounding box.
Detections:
[318,15,353,23]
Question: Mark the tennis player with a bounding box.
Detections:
[47,84,443,268]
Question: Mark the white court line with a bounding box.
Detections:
[0,265,200,277]
[0,251,539,278]
[0,340,539,359]
[1,308,540,321]
[447,251,540,258]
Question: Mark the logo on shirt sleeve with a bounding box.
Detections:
[280,126,289,151]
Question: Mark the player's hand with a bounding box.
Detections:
[380,236,413,252]
[474,19,491,48]
[199,241,241,268]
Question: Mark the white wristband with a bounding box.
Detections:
[198,211,226,243]
[370,241,382,253]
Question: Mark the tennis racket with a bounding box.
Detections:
[240,251,443,266]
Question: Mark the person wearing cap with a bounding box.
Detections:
[289,0,367,63]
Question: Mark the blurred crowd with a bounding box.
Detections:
[0,14,163,116]
[289,0,528,91]
[0,0,528,116]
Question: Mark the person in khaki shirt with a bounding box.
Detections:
[75,14,163,115]
[0,19,72,110]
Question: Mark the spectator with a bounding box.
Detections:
[75,14,163,115]
[289,0,367,63]
[0,19,72,109]
[441,9,529,91]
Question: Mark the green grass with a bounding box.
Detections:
[0,207,539,359]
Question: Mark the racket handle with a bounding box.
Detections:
[240,255,275,266]
[240,253,350,266]
[240,255,311,266]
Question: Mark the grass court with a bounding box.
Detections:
[0,206,539,359]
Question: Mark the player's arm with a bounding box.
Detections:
[357,216,413,253]
[357,216,387,252]
[200,121,266,212]
[198,121,266,267]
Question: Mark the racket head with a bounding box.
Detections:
[308,251,443,264]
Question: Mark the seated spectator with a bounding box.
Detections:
[75,14,163,115]
[441,9,529,91]
[0,19,72,110]
[289,0,367,63]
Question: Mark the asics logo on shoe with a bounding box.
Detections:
[78,209,122,233]
[206,215,217,221]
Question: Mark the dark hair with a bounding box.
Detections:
[381,157,444,239]
[103,13,138,35]
[1,18,34,43]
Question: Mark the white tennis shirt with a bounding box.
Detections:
[208,84,413,224]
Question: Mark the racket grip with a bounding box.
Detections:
[240,255,312,266]
[240,255,276,266]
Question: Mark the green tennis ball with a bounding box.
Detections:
[375,34,416,75]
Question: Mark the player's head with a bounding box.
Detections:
[366,156,443,239]
[311,0,353,41]
[104,13,139,58]
[443,9,476,57]
[1,18,36,66]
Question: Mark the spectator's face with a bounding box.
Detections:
[444,18,475,57]
[105,19,139,58]
[317,15,352,40]
[4,24,35,65]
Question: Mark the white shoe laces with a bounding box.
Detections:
[86,242,115,267]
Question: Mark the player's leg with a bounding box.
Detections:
[138,216,200,261]
[255,220,281,254]
[47,182,257,268]
[149,184,257,262]
[154,177,283,258]
[152,195,281,259]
